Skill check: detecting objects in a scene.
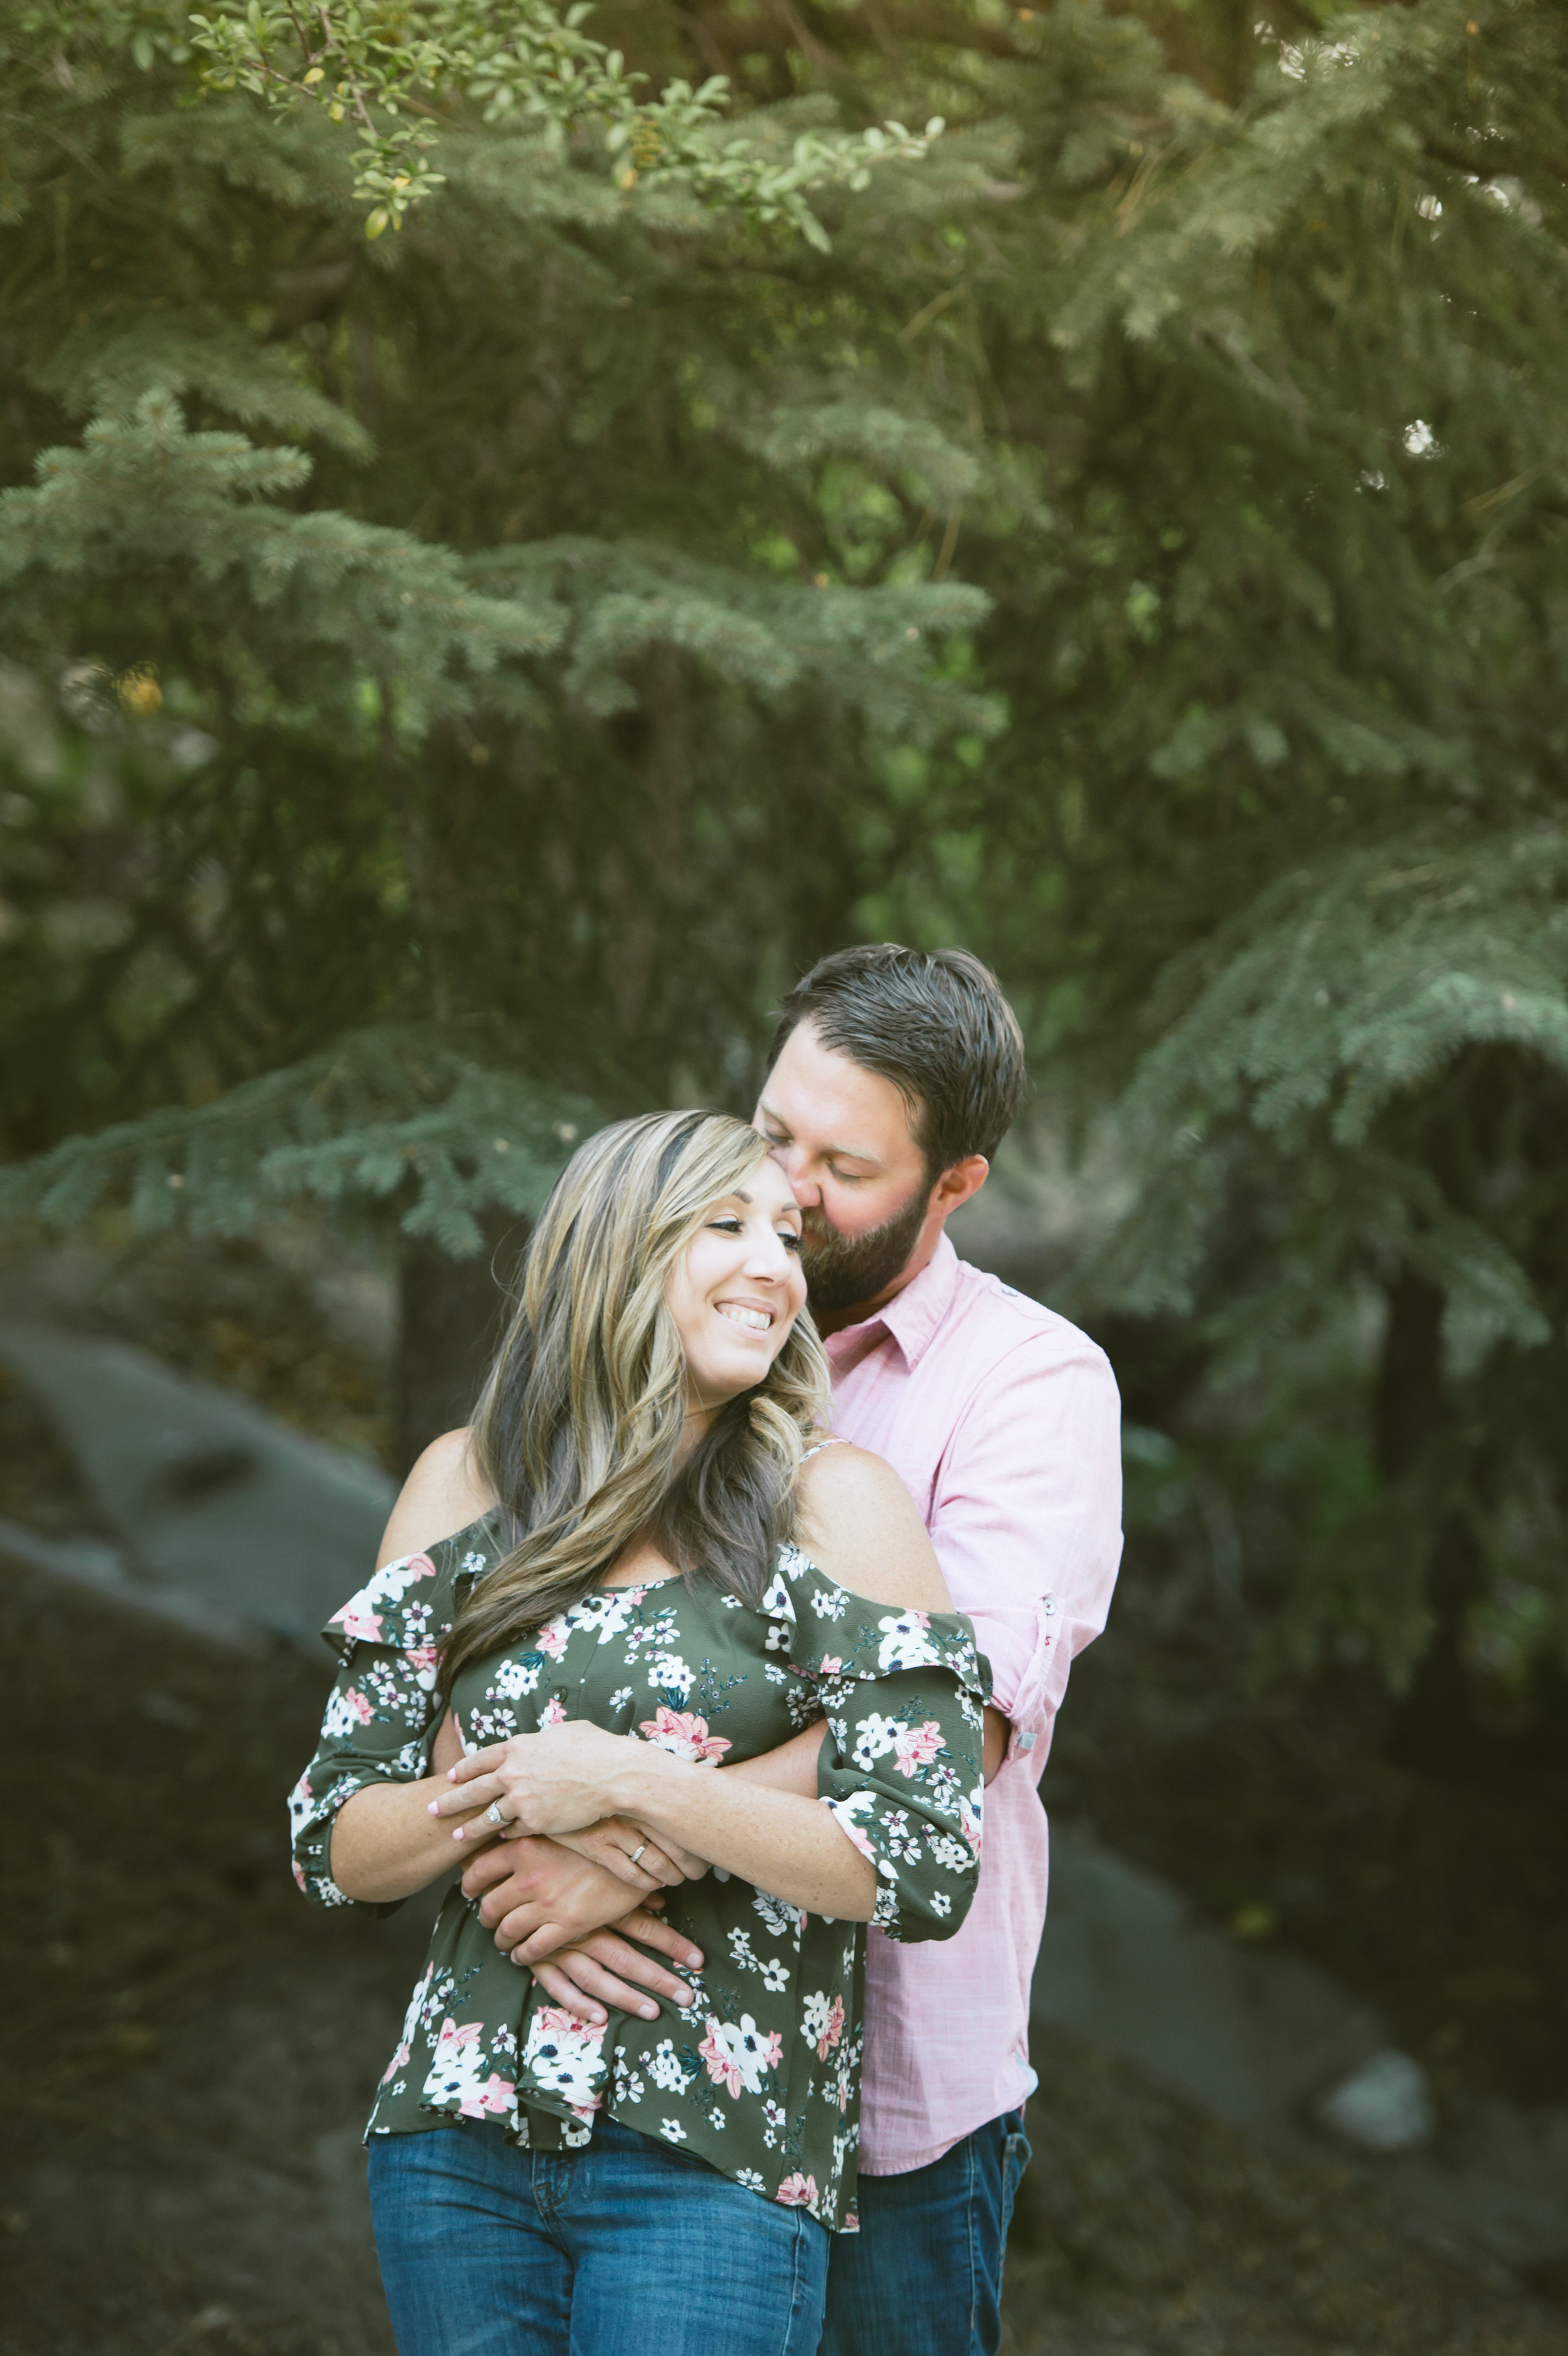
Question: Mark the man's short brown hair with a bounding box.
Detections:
[765,943,1027,1175]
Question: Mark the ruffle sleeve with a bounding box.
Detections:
[288,1522,495,1911]
[763,1542,990,1945]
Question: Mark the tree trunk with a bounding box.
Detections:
[1374,1270,1485,1773]
[393,1212,528,1477]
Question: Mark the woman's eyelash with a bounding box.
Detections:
[781,1231,803,1253]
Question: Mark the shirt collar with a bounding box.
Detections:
[820,1230,960,1374]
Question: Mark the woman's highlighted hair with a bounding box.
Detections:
[442,1110,830,1688]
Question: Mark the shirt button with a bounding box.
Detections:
[1015,1729,1037,1753]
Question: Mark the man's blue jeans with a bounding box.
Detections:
[367,2115,829,2356]
[818,2111,1032,2356]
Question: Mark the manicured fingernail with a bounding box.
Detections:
[426,1801,439,1815]
[639,2003,658,2019]
[687,1952,702,1968]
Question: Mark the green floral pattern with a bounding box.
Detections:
[291,1514,987,2231]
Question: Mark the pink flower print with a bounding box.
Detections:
[775,2173,818,2207]
[539,1695,568,1728]
[815,1995,844,2062]
[471,2074,516,2119]
[381,2040,412,2086]
[819,1655,842,1675]
[292,1860,307,1892]
[638,1706,732,1763]
[536,1621,568,1659]
[893,1720,945,1778]
[960,1793,983,1857]
[329,1599,383,1645]
[699,2014,783,2098]
[346,1686,374,1726]
[406,1645,438,1675]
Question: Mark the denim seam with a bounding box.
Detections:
[964,2126,980,2351]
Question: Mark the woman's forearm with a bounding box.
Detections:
[332,1773,497,1902]
[603,1744,876,1919]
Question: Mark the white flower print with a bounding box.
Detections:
[649,2040,687,2094]
[522,2005,607,2120]
[927,1832,970,1874]
[875,1610,939,1672]
[736,2168,766,2191]
[849,1712,904,1771]
[751,1892,801,1940]
[810,1587,847,1623]
[648,1650,694,1698]
[609,1687,633,1711]
[660,2119,688,2143]
[760,1569,797,1623]
[491,1656,543,1701]
[930,1891,951,1918]
[761,1958,790,1992]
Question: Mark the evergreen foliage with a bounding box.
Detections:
[6,0,1568,1721]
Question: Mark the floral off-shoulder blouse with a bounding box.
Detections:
[289,1512,988,2232]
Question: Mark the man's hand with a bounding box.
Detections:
[551,1817,710,1892]
[460,1837,704,2023]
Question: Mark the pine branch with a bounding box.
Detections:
[0,1026,595,1256]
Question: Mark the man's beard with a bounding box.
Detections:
[800,1185,931,1319]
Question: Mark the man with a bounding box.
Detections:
[462,945,1122,2354]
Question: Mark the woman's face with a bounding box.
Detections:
[665,1155,808,1413]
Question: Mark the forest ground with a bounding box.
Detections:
[1,1232,1565,2354]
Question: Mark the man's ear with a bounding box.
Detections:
[930,1155,989,1222]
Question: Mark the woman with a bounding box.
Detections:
[290,1110,986,2356]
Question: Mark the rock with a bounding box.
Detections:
[1316,2049,1438,2153]
[0,1321,393,1650]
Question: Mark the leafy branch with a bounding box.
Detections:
[187,0,942,242]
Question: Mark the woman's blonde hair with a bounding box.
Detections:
[440,1109,832,1689]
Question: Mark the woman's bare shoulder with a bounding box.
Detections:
[795,1441,951,1612]
[374,1427,497,1569]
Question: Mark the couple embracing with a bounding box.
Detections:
[292,945,1121,2356]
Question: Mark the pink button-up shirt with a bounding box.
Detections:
[827,1230,1122,2173]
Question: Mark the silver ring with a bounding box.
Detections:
[628,1842,648,1868]
[485,1802,507,1828]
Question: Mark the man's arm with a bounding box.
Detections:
[927,1327,1122,1776]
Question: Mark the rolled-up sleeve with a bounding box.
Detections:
[928,1334,1122,1775]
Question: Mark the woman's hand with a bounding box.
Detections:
[428,1720,647,1843]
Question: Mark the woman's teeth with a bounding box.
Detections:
[718,1304,771,1332]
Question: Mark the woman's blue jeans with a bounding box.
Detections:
[366,2116,829,2356]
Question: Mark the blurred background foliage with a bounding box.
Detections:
[4,0,1568,1763]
